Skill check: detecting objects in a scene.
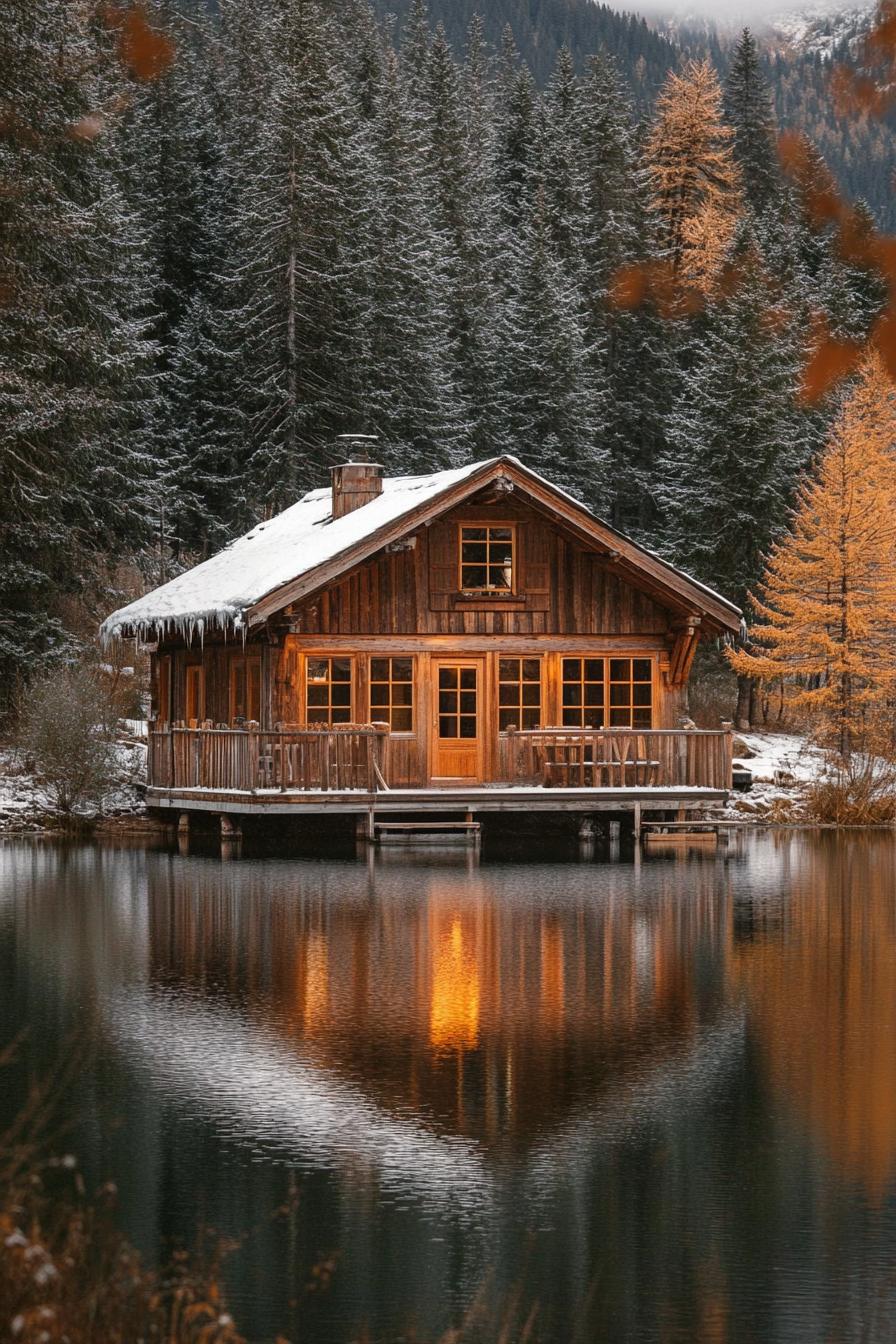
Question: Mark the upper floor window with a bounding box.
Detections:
[306,656,352,724]
[370,657,414,732]
[459,525,515,592]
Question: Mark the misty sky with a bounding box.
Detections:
[630,0,859,23]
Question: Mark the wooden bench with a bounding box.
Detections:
[543,735,660,788]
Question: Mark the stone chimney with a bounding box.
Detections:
[330,435,383,519]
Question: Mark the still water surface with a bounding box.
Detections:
[2,832,896,1342]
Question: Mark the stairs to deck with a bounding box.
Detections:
[373,819,481,846]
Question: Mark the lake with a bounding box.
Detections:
[2,830,896,1343]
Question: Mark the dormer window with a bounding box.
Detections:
[459,525,515,593]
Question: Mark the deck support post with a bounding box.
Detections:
[633,801,642,843]
[220,814,242,841]
[177,812,191,836]
[356,807,377,843]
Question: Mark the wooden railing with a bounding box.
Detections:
[147,724,733,794]
[148,723,391,793]
[498,727,734,791]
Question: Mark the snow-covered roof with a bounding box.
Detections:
[101,460,492,643]
[101,455,741,643]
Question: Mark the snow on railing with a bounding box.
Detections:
[148,723,391,793]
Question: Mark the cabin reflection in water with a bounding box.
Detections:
[145,857,734,1148]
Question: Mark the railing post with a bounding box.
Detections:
[371,722,390,790]
[677,731,688,787]
[721,720,734,790]
[506,725,516,782]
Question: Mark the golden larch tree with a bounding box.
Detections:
[729,351,896,756]
[646,59,742,293]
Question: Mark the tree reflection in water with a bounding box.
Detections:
[2,833,896,1343]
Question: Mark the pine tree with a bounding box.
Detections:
[646,58,742,293]
[0,0,157,710]
[723,29,780,215]
[452,16,515,456]
[657,243,812,615]
[503,181,605,499]
[213,0,355,514]
[339,35,466,469]
[729,353,896,756]
[579,51,675,531]
[540,47,585,280]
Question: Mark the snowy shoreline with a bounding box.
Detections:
[0,733,149,836]
[1,729,881,837]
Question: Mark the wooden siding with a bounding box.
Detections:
[286,498,672,639]
[152,496,702,790]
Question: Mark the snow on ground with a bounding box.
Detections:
[0,726,870,832]
[727,731,829,821]
[734,732,826,784]
[0,729,147,833]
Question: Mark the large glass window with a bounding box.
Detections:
[561,657,653,728]
[305,656,352,724]
[459,525,515,592]
[230,655,261,723]
[561,658,605,728]
[185,664,204,725]
[370,657,414,732]
[498,657,541,730]
[156,656,171,724]
[608,657,653,727]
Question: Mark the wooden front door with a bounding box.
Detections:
[431,659,483,783]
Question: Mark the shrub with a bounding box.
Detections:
[17,665,117,814]
[803,753,896,826]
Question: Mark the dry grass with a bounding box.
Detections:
[803,753,896,826]
[0,1042,248,1344]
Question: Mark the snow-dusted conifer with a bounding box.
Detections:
[723,29,781,215]
[657,241,812,614]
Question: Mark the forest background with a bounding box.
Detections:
[1,0,891,727]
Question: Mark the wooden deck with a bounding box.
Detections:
[146,723,732,824]
[147,784,729,814]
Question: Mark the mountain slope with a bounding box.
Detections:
[380,0,895,228]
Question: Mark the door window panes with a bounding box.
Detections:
[230,655,262,723]
[438,666,477,739]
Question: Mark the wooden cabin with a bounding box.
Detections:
[101,453,741,833]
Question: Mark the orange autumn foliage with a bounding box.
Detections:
[103,5,176,83]
[645,60,742,296]
[832,0,896,118]
[729,352,896,755]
